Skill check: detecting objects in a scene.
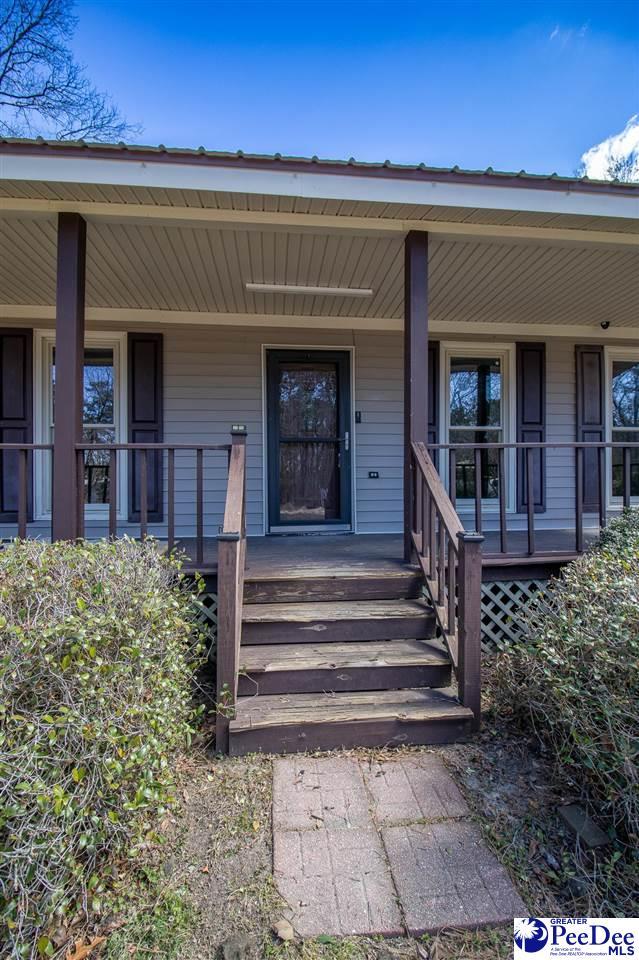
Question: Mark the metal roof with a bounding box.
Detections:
[1,136,637,196]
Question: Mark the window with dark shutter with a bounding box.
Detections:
[128,332,163,522]
[0,329,33,522]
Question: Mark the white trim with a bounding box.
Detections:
[4,305,639,341]
[34,329,127,520]
[440,341,516,513]
[605,345,639,507]
[1,154,637,221]
[260,343,357,536]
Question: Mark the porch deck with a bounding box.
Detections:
[178,528,598,577]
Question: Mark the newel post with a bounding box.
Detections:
[52,213,86,541]
[457,531,484,730]
[404,231,429,562]
[215,425,247,755]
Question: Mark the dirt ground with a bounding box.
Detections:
[159,703,592,960]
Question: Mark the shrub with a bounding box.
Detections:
[0,538,205,959]
[494,509,639,849]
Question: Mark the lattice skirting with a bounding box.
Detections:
[481,579,549,651]
[193,592,218,654]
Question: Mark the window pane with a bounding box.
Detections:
[612,430,639,498]
[612,360,639,428]
[450,357,501,427]
[82,427,114,504]
[279,441,339,521]
[83,348,114,424]
[278,363,338,438]
[449,428,501,500]
[51,347,115,425]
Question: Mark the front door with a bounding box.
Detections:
[266,350,352,531]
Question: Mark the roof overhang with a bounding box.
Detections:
[1,148,638,223]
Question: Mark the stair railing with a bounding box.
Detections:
[215,428,247,753]
[410,440,483,729]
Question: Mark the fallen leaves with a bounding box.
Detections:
[65,936,106,960]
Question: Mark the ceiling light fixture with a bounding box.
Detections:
[246,282,373,298]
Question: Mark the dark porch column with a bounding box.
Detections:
[404,231,429,561]
[52,213,86,540]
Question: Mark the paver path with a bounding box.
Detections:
[272,754,525,937]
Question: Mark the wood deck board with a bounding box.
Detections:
[178,529,599,576]
[242,598,431,624]
[239,639,450,673]
[232,687,471,730]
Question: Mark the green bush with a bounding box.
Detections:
[0,538,205,959]
[494,508,639,848]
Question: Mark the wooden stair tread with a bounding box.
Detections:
[231,687,471,731]
[244,565,419,582]
[240,639,449,673]
[242,598,431,623]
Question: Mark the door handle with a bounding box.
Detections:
[343,431,350,452]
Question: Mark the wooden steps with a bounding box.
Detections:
[229,687,473,756]
[237,638,451,695]
[241,598,436,644]
[243,567,422,603]
[224,557,469,756]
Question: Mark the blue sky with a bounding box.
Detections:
[73,0,639,176]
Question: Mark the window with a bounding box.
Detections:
[443,345,513,506]
[36,332,126,517]
[610,356,639,498]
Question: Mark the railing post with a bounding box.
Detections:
[215,426,247,754]
[457,531,484,731]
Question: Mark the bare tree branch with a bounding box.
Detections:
[0,0,139,141]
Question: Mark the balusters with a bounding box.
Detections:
[108,449,117,538]
[167,448,175,552]
[473,447,482,533]
[498,447,508,554]
[525,446,535,556]
[18,449,27,539]
[140,449,148,538]
[623,447,631,509]
[598,446,606,529]
[196,447,204,565]
[575,445,584,553]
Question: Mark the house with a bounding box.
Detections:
[1,138,638,754]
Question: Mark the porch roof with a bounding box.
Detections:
[1,137,638,337]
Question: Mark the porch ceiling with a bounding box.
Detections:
[0,214,637,330]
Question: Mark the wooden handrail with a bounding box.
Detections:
[410,440,483,730]
[215,429,247,754]
[412,442,463,547]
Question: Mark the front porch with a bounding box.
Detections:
[1,139,638,753]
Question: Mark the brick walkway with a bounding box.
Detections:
[272,754,525,938]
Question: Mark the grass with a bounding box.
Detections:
[103,875,196,960]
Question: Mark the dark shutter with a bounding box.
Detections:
[575,344,605,512]
[0,329,33,522]
[516,342,546,513]
[427,341,439,447]
[128,332,163,522]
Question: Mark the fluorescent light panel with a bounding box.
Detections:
[246,282,373,298]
